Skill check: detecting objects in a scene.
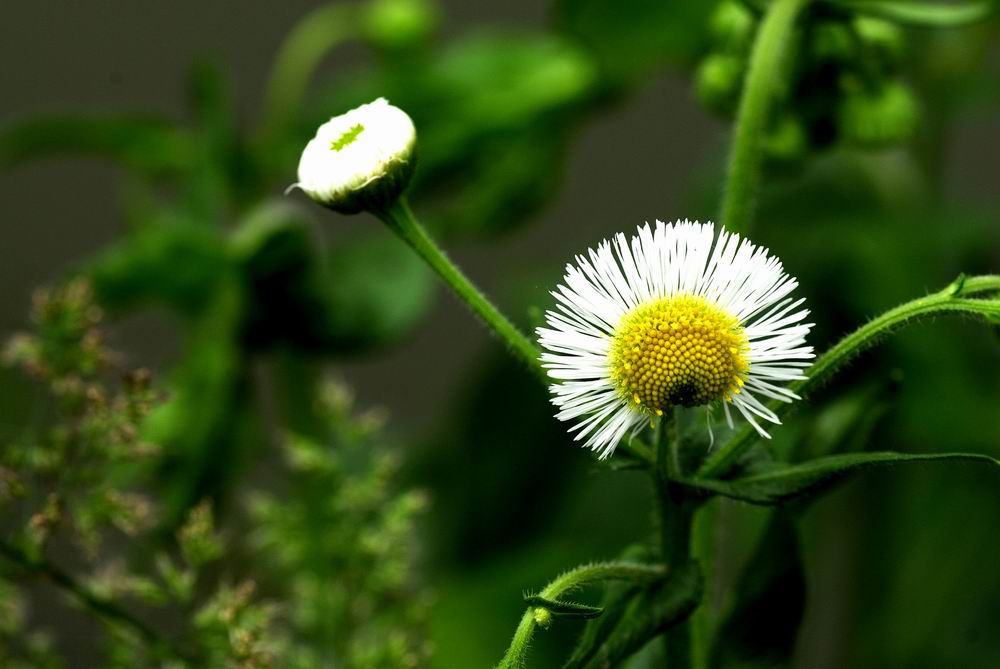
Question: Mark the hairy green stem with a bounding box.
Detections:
[697,277,1000,478]
[720,0,809,234]
[654,410,695,667]
[376,198,545,380]
[495,562,669,669]
[0,539,187,661]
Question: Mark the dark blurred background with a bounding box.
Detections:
[2,1,1000,667]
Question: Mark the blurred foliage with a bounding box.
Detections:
[0,0,999,667]
[0,282,429,668]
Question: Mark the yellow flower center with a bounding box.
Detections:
[608,294,749,414]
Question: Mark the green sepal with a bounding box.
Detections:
[523,595,604,620]
[679,451,1000,505]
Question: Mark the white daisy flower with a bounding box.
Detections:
[537,220,814,459]
[293,97,416,214]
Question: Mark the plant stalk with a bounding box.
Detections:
[376,198,546,381]
[0,539,188,661]
[655,410,695,667]
[719,0,810,234]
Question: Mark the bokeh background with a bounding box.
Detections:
[2,0,999,667]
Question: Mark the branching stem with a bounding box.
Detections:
[697,277,1000,478]
[495,562,668,669]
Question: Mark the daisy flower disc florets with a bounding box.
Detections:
[538,220,814,459]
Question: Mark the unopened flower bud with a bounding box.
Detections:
[852,16,905,68]
[764,113,808,163]
[811,22,854,65]
[695,53,745,118]
[364,0,437,50]
[294,98,416,214]
[709,1,756,53]
[838,81,918,148]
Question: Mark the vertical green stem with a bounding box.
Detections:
[375,198,546,381]
[719,0,809,234]
[655,410,695,667]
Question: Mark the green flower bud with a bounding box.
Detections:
[294,98,417,214]
[709,1,756,53]
[695,53,745,118]
[838,81,918,148]
[852,16,906,68]
[764,113,808,163]
[364,0,437,50]
[811,22,854,65]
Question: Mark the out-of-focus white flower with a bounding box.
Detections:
[538,220,814,459]
[293,97,416,214]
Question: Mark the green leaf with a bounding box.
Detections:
[682,452,1000,505]
[523,596,603,619]
[324,230,435,350]
[835,0,994,27]
[0,115,193,174]
[553,0,715,83]
[86,220,228,318]
[711,511,805,669]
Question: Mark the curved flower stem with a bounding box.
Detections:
[495,561,668,669]
[257,3,358,143]
[375,198,546,381]
[719,0,810,234]
[697,277,1000,479]
[0,539,189,662]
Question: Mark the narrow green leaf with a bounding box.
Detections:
[835,0,993,27]
[562,585,645,668]
[524,596,603,619]
[683,452,1000,505]
[0,116,193,174]
[711,511,805,669]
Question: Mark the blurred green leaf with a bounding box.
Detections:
[0,116,193,174]
[553,0,714,83]
[435,129,567,238]
[231,201,333,351]
[324,230,435,350]
[86,221,228,317]
[835,0,994,27]
[144,275,255,529]
[683,451,1000,505]
[711,511,805,669]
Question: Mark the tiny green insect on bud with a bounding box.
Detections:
[838,81,918,149]
[293,98,417,214]
[532,606,553,628]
